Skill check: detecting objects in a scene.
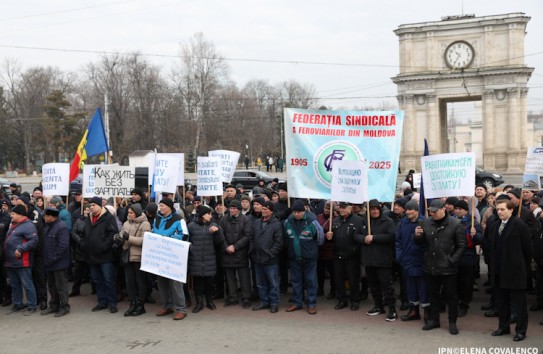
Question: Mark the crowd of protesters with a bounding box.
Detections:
[0,177,542,342]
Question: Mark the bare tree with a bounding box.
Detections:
[0,60,75,172]
[172,32,229,156]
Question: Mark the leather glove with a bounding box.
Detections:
[122,231,129,240]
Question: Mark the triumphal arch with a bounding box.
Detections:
[393,13,534,172]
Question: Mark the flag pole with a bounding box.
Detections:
[366,200,372,235]
[104,94,111,164]
[471,196,475,229]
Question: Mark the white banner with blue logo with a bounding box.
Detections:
[284,108,404,202]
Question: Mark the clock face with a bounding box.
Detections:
[445,41,474,69]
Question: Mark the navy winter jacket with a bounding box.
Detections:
[4,219,38,268]
[396,216,426,277]
[43,219,71,271]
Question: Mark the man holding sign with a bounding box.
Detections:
[153,198,189,321]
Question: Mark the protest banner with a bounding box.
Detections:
[284,108,404,202]
[522,147,543,189]
[196,156,222,196]
[420,152,476,199]
[413,173,422,189]
[153,153,184,194]
[42,163,70,196]
[82,165,98,198]
[140,232,190,283]
[93,165,135,197]
[209,150,240,183]
[331,160,369,204]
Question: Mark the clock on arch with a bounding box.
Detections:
[444,40,475,69]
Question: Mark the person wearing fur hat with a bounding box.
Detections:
[453,200,483,318]
[42,207,71,317]
[5,204,39,315]
[81,196,120,314]
[116,203,152,317]
[283,200,324,315]
[153,198,190,320]
[188,205,226,313]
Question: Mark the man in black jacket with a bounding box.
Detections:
[326,202,363,311]
[219,200,253,309]
[249,201,283,313]
[414,199,466,335]
[81,196,119,313]
[489,199,533,342]
[357,199,397,321]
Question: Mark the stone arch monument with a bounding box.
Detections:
[393,13,534,172]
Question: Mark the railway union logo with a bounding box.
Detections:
[313,140,364,187]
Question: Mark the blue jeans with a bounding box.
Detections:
[254,263,280,306]
[8,267,37,308]
[406,274,429,306]
[89,263,117,308]
[290,260,317,307]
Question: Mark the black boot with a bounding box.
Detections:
[401,305,421,321]
[449,320,459,335]
[423,306,430,324]
[131,299,146,316]
[192,296,204,313]
[124,301,136,317]
[206,297,216,310]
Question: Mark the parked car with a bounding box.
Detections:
[475,168,504,189]
[0,177,21,195]
[231,170,285,190]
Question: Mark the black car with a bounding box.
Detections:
[475,168,504,189]
[231,170,285,190]
[0,177,21,195]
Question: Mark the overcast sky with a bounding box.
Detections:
[1,0,542,115]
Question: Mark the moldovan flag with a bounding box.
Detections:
[69,108,109,182]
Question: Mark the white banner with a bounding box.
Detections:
[42,163,70,196]
[421,152,476,198]
[140,232,190,283]
[209,150,240,183]
[413,173,421,189]
[331,160,369,204]
[153,153,184,194]
[93,165,135,197]
[197,156,222,196]
[83,165,98,198]
[523,147,543,189]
